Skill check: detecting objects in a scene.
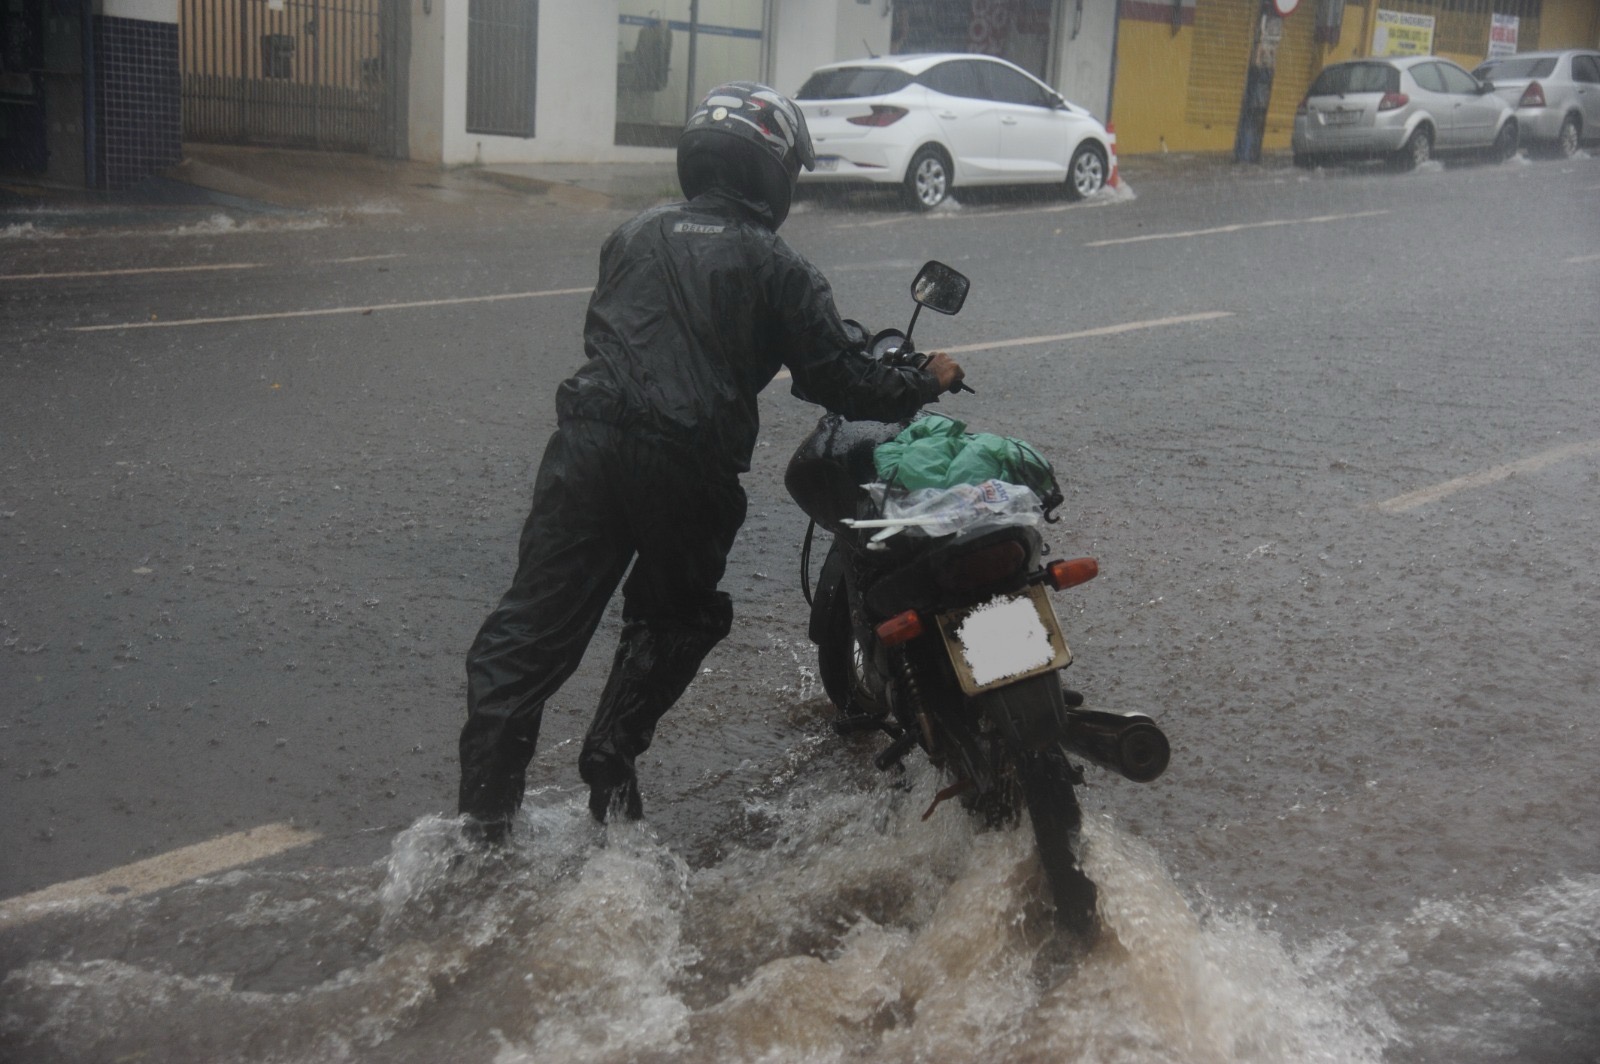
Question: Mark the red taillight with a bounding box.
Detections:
[847,106,908,127]
[938,540,1027,594]
[1046,557,1099,590]
[1296,96,1308,116]
[1378,93,1409,112]
[875,610,924,646]
[1518,81,1546,108]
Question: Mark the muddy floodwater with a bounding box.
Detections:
[4,667,1597,1064]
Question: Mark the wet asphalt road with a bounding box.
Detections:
[3,149,1598,967]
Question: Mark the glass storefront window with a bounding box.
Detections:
[891,0,1055,81]
[615,0,764,148]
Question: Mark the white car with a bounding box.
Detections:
[794,54,1114,211]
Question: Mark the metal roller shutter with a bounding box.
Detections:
[1185,0,1256,128]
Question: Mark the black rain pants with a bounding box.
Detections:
[458,418,745,829]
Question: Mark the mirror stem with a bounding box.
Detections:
[903,304,923,352]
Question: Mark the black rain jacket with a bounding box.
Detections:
[555,188,942,473]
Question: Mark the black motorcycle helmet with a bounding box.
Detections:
[678,81,815,230]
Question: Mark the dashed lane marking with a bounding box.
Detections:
[941,311,1234,354]
[1567,253,1600,264]
[1084,210,1389,247]
[8,253,400,283]
[3,262,262,281]
[1373,439,1600,514]
[0,822,322,930]
[70,286,594,331]
[773,310,1233,380]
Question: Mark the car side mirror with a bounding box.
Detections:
[1477,80,1495,93]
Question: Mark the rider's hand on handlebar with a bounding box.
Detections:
[924,352,966,394]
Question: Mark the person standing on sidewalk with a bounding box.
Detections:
[457,82,964,842]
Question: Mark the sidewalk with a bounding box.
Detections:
[1,144,683,232]
[2,142,1294,233]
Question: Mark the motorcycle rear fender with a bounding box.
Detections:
[971,670,1069,753]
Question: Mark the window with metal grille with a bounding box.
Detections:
[467,0,537,137]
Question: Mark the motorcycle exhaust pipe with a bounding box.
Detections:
[1059,709,1170,783]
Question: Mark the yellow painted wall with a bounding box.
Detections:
[1540,0,1600,48]
[1111,4,1325,155]
[1112,19,1225,154]
[1113,0,1600,156]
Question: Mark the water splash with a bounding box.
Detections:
[8,767,1585,1063]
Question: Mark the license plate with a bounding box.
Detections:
[1322,109,1360,126]
[936,585,1072,695]
[814,156,840,172]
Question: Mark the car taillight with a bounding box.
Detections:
[1378,93,1409,111]
[938,540,1027,594]
[1518,81,1546,108]
[1046,557,1099,590]
[1296,96,1308,116]
[875,610,924,646]
[847,106,908,127]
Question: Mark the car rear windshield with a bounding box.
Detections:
[1473,56,1558,80]
[796,68,913,100]
[1308,62,1399,95]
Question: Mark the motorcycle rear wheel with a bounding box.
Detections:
[1016,737,1098,936]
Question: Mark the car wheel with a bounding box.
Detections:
[1490,119,1518,163]
[1064,142,1107,200]
[1556,114,1581,158]
[903,146,951,211]
[1391,126,1432,171]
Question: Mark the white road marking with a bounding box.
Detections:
[942,311,1233,354]
[772,310,1232,380]
[1374,439,1600,514]
[70,285,594,331]
[0,822,322,930]
[2,262,261,281]
[1085,210,1389,247]
[1567,253,1600,264]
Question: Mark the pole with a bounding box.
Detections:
[684,0,699,122]
[1233,0,1281,164]
[81,0,97,189]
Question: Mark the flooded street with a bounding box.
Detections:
[4,155,1599,1062]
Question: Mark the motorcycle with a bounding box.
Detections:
[784,262,1171,936]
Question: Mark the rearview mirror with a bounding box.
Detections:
[911,261,970,316]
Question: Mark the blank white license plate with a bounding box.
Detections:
[936,586,1071,695]
[814,156,840,172]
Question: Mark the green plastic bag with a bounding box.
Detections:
[874,414,1059,500]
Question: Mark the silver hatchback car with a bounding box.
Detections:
[1293,55,1519,171]
[1473,50,1600,158]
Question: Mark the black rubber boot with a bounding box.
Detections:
[586,770,644,824]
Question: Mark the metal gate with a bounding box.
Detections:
[180,0,405,154]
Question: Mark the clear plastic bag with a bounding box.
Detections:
[846,480,1044,543]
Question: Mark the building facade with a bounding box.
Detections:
[5,0,1595,189]
[1111,0,1600,155]
[404,0,1120,166]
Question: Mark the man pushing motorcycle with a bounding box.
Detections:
[458,82,965,843]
